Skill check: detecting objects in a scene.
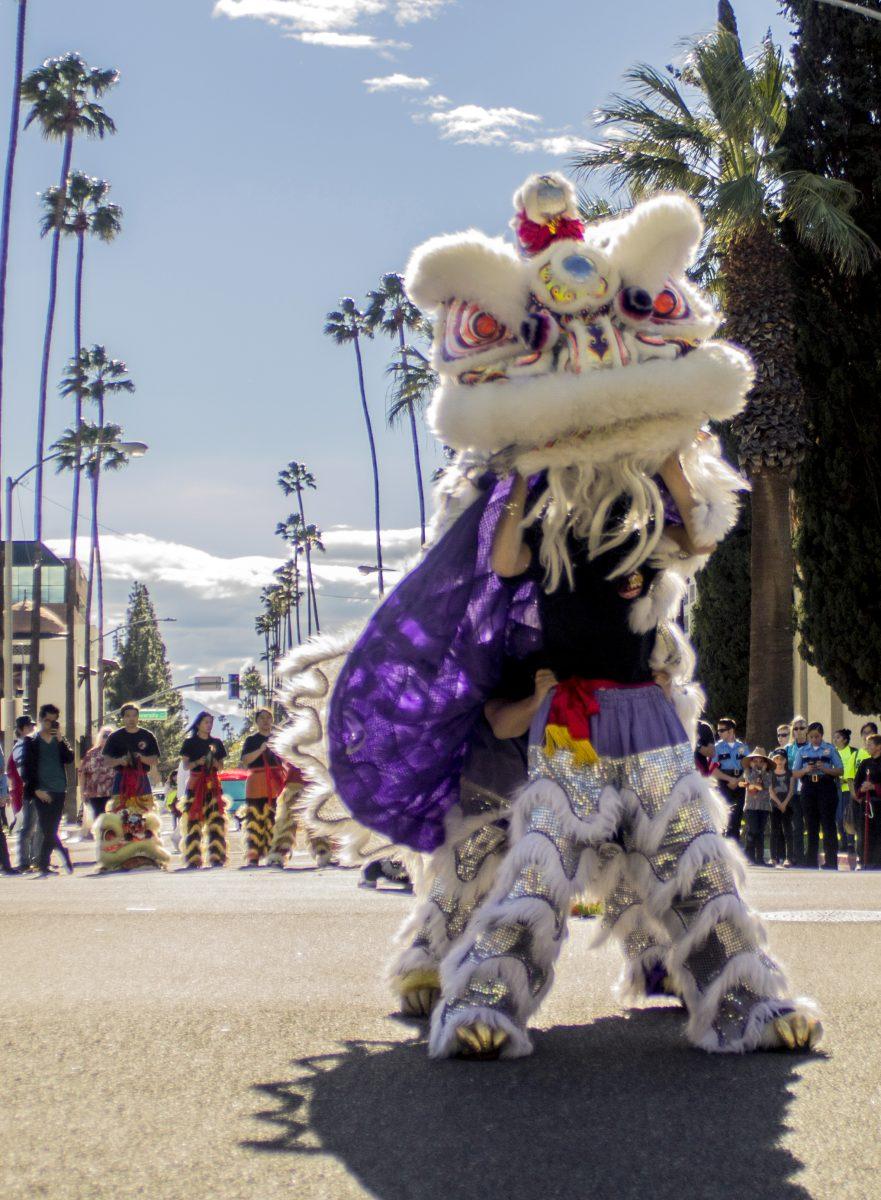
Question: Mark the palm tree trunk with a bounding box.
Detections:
[352,333,384,594]
[96,532,105,726]
[0,0,28,717]
[28,126,74,715]
[399,327,426,545]
[64,230,84,752]
[0,0,27,520]
[746,470,794,746]
[294,556,302,645]
[83,491,96,744]
[294,481,318,636]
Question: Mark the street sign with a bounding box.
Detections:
[140,708,168,721]
[193,676,223,690]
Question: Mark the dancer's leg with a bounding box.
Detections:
[207,798,228,867]
[243,800,263,866]
[618,758,821,1052]
[182,810,203,868]
[391,805,509,1017]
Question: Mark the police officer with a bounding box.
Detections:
[793,721,843,870]
[714,716,748,842]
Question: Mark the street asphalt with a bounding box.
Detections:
[2,824,880,1200]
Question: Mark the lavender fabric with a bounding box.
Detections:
[327,476,542,852]
[529,684,687,759]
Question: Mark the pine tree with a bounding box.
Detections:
[783,0,881,713]
[105,581,184,768]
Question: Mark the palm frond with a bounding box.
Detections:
[781,171,879,275]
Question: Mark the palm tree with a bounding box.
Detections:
[275,513,324,644]
[254,612,275,703]
[240,664,263,714]
[572,11,875,744]
[273,560,302,650]
[365,273,429,545]
[0,0,29,550]
[386,344,437,527]
[324,298,385,594]
[45,176,122,745]
[51,421,131,738]
[21,52,118,715]
[67,347,134,729]
[278,461,321,634]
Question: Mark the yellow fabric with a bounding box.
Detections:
[544,724,599,766]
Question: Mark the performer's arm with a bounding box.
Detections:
[658,453,717,557]
[491,473,532,577]
[485,669,558,740]
[240,742,266,767]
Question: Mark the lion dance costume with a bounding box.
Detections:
[95,731,169,872]
[279,174,821,1059]
[181,745,227,869]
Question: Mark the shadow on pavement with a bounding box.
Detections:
[243,1008,812,1200]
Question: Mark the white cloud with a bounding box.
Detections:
[364,72,430,91]
[394,0,451,22]
[426,104,541,146]
[213,0,385,30]
[293,30,410,48]
[511,134,605,156]
[46,526,421,688]
[419,93,450,108]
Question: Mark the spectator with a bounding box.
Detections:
[769,746,795,867]
[775,723,791,753]
[833,728,864,872]
[0,744,16,874]
[860,721,878,752]
[78,726,116,829]
[10,715,38,870]
[694,720,717,777]
[714,717,747,841]
[785,716,810,865]
[20,704,74,877]
[793,721,843,870]
[742,747,774,866]
[853,734,881,869]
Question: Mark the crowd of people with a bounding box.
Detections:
[694,715,881,871]
[0,702,331,877]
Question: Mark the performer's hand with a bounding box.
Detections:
[533,669,558,702]
[35,789,51,804]
[652,670,672,701]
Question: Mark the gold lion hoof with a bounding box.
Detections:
[398,969,440,1018]
[454,1020,508,1060]
[762,1010,824,1052]
[401,986,440,1017]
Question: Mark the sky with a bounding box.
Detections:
[3,0,792,716]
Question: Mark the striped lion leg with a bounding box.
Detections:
[243,800,263,866]
[391,804,510,1019]
[261,802,276,862]
[597,849,676,1001]
[618,754,819,1052]
[206,796,228,867]
[430,777,597,1060]
[266,786,298,866]
[182,809,203,869]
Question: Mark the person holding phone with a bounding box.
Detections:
[19,704,74,877]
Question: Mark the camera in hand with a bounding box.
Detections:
[50,720,60,731]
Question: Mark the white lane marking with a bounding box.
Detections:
[761,909,881,923]
[125,906,156,912]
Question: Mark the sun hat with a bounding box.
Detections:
[743,746,775,769]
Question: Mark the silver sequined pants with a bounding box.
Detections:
[430,740,793,1057]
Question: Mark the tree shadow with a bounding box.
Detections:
[243,1008,814,1200]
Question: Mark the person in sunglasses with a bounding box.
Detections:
[785,716,810,865]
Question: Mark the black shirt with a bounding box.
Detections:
[512,523,658,687]
[180,735,226,769]
[103,728,160,764]
[855,756,881,795]
[240,733,282,769]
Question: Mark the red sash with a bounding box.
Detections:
[188,769,224,822]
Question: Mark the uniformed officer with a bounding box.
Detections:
[714,716,748,842]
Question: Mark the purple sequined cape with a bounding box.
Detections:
[327,475,541,852]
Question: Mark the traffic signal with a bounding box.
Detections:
[228,673,240,700]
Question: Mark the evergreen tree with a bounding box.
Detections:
[783,0,881,713]
[105,581,184,768]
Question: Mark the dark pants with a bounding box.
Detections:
[89,796,109,819]
[789,791,806,864]
[17,794,42,868]
[836,789,855,853]
[745,809,769,864]
[802,783,838,869]
[0,812,13,872]
[722,784,744,842]
[34,792,67,873]
[770,805,795,862]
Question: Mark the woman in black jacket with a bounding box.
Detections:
[20,704,74,876]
